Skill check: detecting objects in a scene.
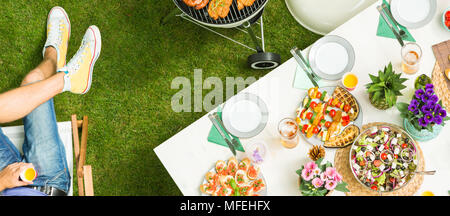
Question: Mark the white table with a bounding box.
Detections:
[155,1,450,196]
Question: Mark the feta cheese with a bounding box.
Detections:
[384,135,389,143]
[354,164,360,170]
[378,145,385,151]
[382,127,389,132]
[374,136,381,142]
[391,138,398,145]
[370,154,375,161]
[394,147,400,155]
[403,163,408,168]
[392,162,397,169]
[379,164,385,171]
[367,145,373,151]
[397,133,401,138]
[387,154,393,161]
[370,127,378,134]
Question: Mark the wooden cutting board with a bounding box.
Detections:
[432,40,450,91]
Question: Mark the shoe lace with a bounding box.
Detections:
[67,38,90,74]
[47,19,65,48]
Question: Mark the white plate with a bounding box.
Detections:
[390,0,437,29]
[222,92,268,138]
[309,35,355,80]
[285,0,378,35]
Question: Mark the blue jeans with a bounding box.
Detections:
[0,99,71,193]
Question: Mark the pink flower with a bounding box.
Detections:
[305,162,318,170]
[311,177,324,188]
[334,172,343,182]
[320,172,327,181]
[301,168,314,181]
[325,180,337,191]
[312,168,321,176]
[324,167,337,179]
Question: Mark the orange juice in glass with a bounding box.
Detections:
[20,167,37,183]
[278,118,299,149]
[401,43,422,75]
[341,72,358,91]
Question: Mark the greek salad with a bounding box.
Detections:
[350,126,418,192]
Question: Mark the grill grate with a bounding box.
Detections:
[174,0,267,27]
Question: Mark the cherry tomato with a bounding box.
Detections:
[306,112,313,120]
[342,120,350,127]
[343,104,351,113]
[359,160,365,166]
[329,109,336,118]
[390,177,395,183]
[312,126,319,134]
[373,160,381,167]
[327,98,333,106]
[401,143,408,148]
[342,115,350,122]
[394,154,398,159]
[302,124,309,133]
[335,101,342,108]
[324,121,331,128]
[316,92,322,100]
[310,101,317,109]
[381,153,387,160]
[371,185,378,191]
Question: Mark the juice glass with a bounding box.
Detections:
[401,43,422,75]
[341,72,358,91]
[278,118,299,149]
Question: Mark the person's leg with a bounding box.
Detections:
[22,98,70,193]
[0,128,22,172]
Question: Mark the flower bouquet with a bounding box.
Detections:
[296,158,349,196]
[397,83,449,141]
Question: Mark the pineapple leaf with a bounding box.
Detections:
[369,74,380,83]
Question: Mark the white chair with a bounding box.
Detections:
[1,115,93,196]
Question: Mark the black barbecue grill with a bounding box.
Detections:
[164,0,281,70]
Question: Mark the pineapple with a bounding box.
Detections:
[366,63,407,110]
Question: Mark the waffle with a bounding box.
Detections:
[332,86,359,121]
[324,125,360,148]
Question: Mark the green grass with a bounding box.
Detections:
[0,0,320,195]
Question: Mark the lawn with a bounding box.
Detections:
[0,0,320,195]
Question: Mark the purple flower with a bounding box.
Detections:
[421,104,434,114]
[425,84,434,90]
[437,109,447,118]
[410,99,419,106]
[418,117,428,127]
[425,88,434,97]
[428,95,439,104]
[415,89,425,99]
[420,94,430,103]
[424,113,434,124]
[433,115,443,125]
[434,104,442,113]
[408,104,418,113]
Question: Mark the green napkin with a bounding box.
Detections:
[293,65,324,90]
[376,0,415,42]
[207,106,245,152]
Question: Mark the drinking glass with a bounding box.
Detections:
[278,118,299,149]
[401,43,422,75]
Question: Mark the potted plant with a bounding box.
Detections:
[366,63,408,110]
[397,83,449,142]
[296,158,349,196]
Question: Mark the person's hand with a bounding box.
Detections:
[0,163,34,191]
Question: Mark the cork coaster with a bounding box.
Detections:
[431,40,450,92]
[432,62,450,111]
[334,122,424,196]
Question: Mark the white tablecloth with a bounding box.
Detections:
[155,1,450,196]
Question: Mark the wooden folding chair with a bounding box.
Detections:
[71,114,94,196]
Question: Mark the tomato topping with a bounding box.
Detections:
[359,160,365,166]
[341,120,350,127]
[335,101,342,108]
[373,160,381,167]
[310,101,317,109]
[381,153,387,160]
[342,115,350,122]
[302,124,309,133]
[316,92,322,100]
[390,177,395,183]
[401,143,408,148]
[306,112,313,120]
[343,104,351,113]
[371,185,378,191]
[324,121,331,128]
[329,109,336,118]
[394,154,398,159]
[312,126,319,134]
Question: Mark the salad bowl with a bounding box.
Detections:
[349,124,420,193]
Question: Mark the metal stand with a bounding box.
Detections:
[162,8,281,70]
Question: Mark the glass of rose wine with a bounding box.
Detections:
[401,43,422,75]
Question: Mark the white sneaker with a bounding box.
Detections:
[59,26,101,94]
[43,6,71,69]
